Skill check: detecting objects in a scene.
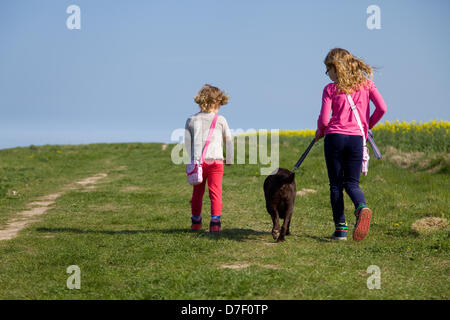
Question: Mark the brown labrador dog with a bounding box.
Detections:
[263,168,296,242]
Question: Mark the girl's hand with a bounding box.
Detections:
[315,129,324,141]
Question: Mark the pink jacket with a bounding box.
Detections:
[317,80,387,138]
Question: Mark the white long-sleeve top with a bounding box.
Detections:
[184,112,234,164]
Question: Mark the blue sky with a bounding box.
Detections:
[1,0,449,149]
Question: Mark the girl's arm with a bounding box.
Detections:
[222,117,234,165]
[316,85,333,138]
[184,118,192,161]
[368,83,387,129]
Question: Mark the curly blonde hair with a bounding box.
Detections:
[194,84,229,112]
[324,48,373,94]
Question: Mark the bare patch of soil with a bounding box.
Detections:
[221,264,251,270]
[411,217,448,234]
[384,146,425,169]
[296,188,317,196]
[121,186,146,192]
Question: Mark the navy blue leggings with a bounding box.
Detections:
[324,134,366,224]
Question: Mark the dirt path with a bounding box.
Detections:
[0,173,108,241]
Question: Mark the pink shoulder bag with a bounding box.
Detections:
[186,114,218,185]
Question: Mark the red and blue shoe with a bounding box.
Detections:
[209,216,221,233]
[191,216,202,231]
[353,205,372,242]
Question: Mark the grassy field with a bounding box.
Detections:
[0,122,449,299]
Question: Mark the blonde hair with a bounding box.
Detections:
[194,84,229,112]
[324,48,373,94]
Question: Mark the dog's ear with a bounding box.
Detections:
[285,171,295,183]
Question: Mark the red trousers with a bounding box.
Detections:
[190,160,223,217]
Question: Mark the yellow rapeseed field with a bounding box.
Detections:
[237,120,449,137]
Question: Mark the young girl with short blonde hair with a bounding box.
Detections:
[185,84,233,232]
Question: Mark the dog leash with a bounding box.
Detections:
[290,131,380,173]
[291,138,316,172]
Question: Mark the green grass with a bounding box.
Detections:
[0,133,448,299]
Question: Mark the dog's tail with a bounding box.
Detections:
[285,171,295,183]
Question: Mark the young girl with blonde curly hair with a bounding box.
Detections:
[184,84,233,232]
[315,48,387,241]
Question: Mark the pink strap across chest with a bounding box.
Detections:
[201,114,218,162]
